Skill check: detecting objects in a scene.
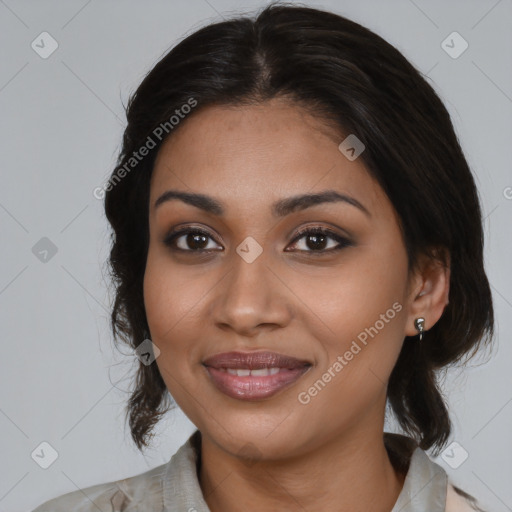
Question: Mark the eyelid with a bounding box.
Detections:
[163,225,223,251]
[163,223,353,254]
[285,225,353,253]
[289,224,350,241]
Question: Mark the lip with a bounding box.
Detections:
[203,351,311,370]
[203,351,312,401]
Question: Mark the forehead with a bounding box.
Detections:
[150,99,385,217]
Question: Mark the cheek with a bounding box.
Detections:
[144,248,202,338]
[303,243,407,337]
[299,233,409,384]
[143,250,196,369]
[294,256,408,428]
[143,248,221,394]
[143,254,202,406]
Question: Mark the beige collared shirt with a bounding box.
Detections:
[32,430,486,511]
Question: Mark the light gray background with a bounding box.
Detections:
[0,0,511,510]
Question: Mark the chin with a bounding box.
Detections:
[199,410,312,460]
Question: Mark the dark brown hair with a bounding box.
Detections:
[103,2,494,456]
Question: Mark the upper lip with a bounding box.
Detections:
[203,351,312,370]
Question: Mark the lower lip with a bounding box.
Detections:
[204,366,311,401]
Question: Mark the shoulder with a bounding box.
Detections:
[32,430,206,512]
[446,481,489,512]
[31,461,167,512]
[384,433,489,512]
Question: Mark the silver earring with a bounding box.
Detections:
[414,317,425,341]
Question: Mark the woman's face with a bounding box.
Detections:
[144,98,419,459]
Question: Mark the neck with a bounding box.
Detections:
[198,424,407,512]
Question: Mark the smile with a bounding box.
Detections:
[203,364,311,400]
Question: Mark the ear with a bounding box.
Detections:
[404,248,451,338]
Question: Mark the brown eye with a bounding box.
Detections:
[164,228,222,252]
[286,227,353,254]
[163,226,352,256]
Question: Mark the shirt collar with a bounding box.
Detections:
[163,430,447,512]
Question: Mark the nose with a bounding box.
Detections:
[211,247,292,337]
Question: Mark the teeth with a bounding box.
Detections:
[224,367,283,377]
[231,368,251,376]
[251,368,271,376]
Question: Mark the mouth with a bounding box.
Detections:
[202,351,312,401]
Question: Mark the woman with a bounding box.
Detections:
[33,2,494,511]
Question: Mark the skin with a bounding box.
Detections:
[143,97,450,512]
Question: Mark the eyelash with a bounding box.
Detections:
[163,226,353,256]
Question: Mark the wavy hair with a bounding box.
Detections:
[103,2,494,456]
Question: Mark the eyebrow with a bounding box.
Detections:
[153,189,371,218]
